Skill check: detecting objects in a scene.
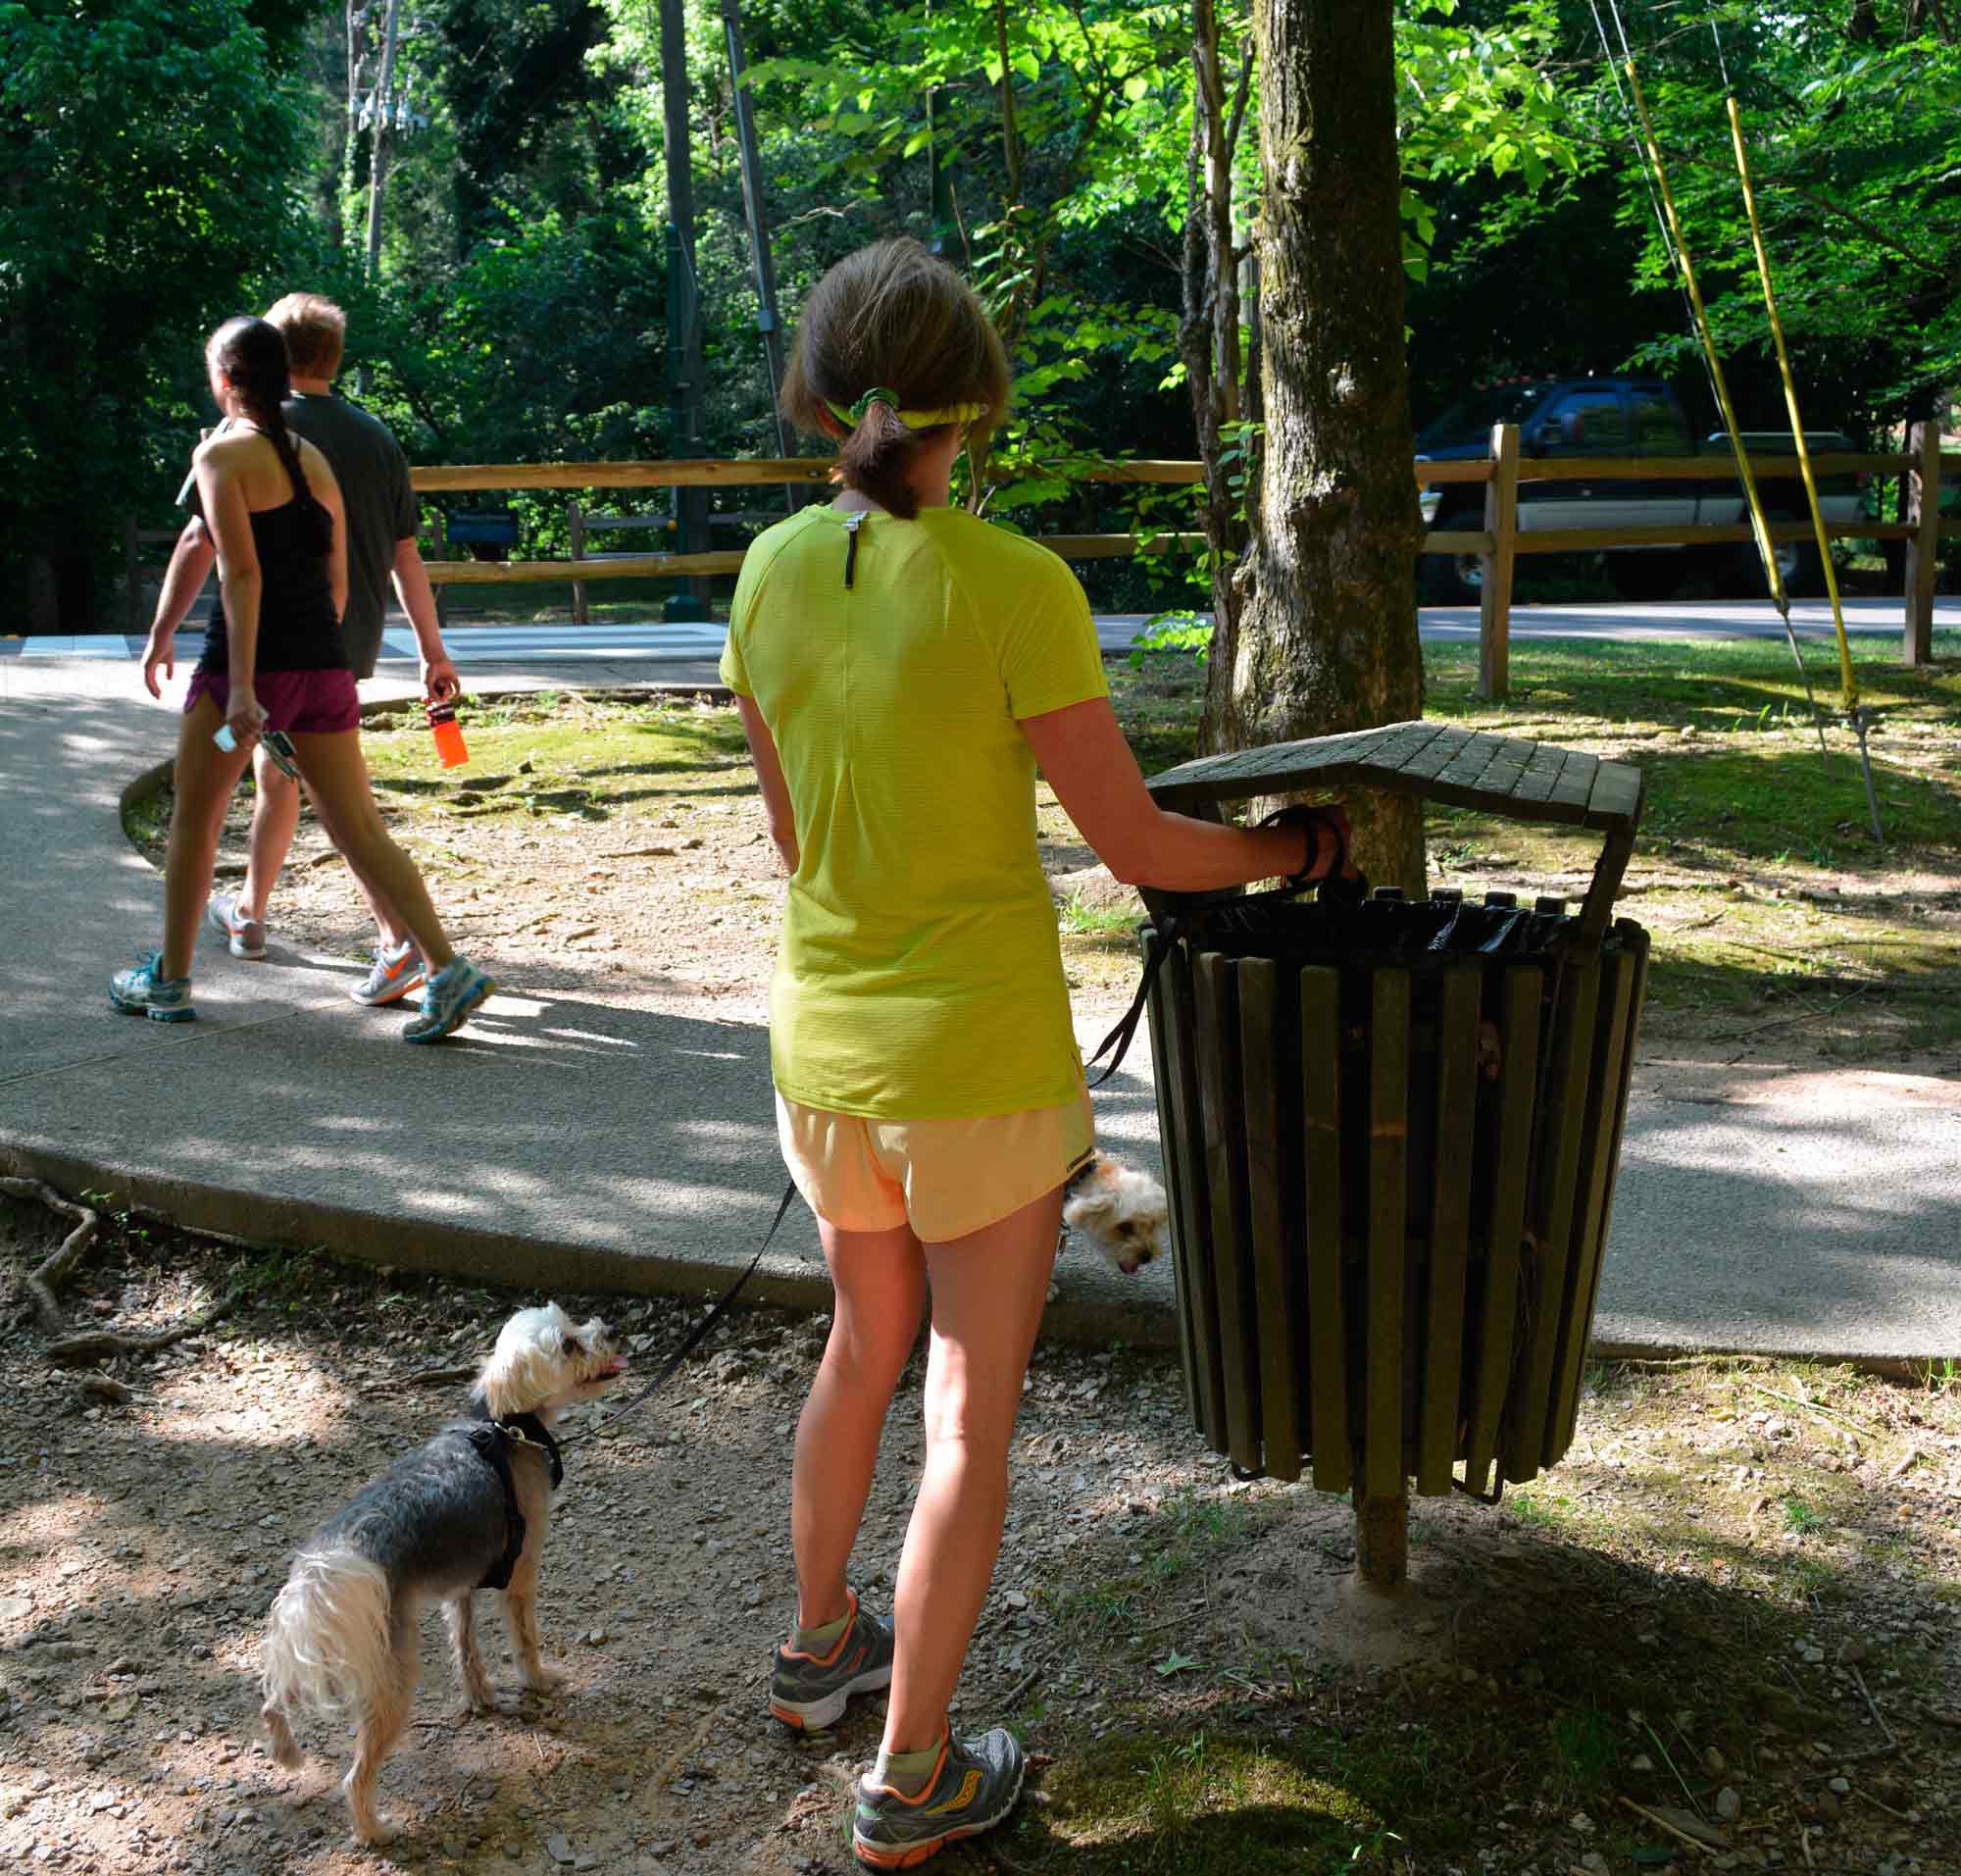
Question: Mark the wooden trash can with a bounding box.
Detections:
[1137,721,1648,1499]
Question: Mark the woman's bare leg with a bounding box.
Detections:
[236,751,303,925]
[162,695,254,979]
[286,731,456,971]
[791,1221,928,1632]
[880,1187,1062,1757]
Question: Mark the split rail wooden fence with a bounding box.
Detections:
[124,425,1957,700]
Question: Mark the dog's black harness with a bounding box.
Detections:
[457,1406,564,1593]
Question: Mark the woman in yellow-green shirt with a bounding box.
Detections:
[725,238,1347,1869]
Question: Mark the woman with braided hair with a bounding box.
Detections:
[112,316,491,1041]
[727,238,1353,1867]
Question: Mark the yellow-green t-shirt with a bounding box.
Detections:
[720,502,1110,1118]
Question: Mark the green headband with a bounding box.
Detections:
[826,386,989,431]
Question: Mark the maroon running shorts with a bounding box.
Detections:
[185,668,361,735]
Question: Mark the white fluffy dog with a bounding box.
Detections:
[1063,1151,1170,1276]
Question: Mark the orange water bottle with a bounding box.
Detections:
[427,699,469,769]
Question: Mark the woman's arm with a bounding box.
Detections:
[735,694,798,875]
[1019,694,1343,892]
[194,438,265,740]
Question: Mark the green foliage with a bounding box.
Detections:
[15,0,1953,619]
[0,0,307,563]
[1612,2,1961,423]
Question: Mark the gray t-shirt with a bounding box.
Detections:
[284,393,419,679]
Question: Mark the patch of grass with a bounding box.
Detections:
[1038,1727,1389,1872]
[1782,1493,1829,1537]
[1052,1583,1145,1632]
[1145,1487,1254,1582]
[1058,892,1142,939]
[360,694,753,827]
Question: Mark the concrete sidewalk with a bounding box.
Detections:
[2,642,1957,1363]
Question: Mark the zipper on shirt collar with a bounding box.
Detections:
[841,509,866,589]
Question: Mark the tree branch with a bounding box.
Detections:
[1224,34,1254,160]
[994,0,1022,206]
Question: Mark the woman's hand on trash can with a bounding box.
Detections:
[1263,803,1357,887]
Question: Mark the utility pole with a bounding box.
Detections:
[660,0,712,617]
[363,0,402,279]
[721,0,801,509]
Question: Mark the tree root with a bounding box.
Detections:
[0,1176,100,1334]
[362,1363,478,1397]
[44,1292,243,1368]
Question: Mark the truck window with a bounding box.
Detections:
[1545,388,1629,450]
[1630,389,1690,455]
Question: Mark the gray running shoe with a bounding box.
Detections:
[350,939,426,1006]
[207,893,266,961]
[401,956,493,1043]
[768,1592,894,1731]
[852,1727,1027,1869]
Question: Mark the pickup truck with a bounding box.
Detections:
[1416,377,1862,603]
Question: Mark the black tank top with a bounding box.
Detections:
[196,491,348,677]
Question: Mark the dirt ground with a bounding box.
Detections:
[2,1197,1958,1876]
[56,658,1961,1870]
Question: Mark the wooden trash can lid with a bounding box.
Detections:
[1144,721,1643,944]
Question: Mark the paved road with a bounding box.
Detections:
[9,593,1952,669]
[2,629,1956,1364]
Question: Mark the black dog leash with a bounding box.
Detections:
[1082,804,1359,1090]
[556,1180,803,1450]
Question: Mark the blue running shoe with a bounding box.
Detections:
[401,956,493,1043]
[110,952,195,1023]
[769,1592,895,1731]
[852,1727,1027,1869]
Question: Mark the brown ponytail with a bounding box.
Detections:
[206,316,333,555]
[782,239,1011,517]
[837,399,928,520]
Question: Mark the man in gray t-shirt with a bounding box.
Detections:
[142,294,460,1007]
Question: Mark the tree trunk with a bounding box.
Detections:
[1202,0,1427,891]
[1181,0,1250,679]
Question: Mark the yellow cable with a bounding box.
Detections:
[1724,96,1859,711]
[1623,61,1787,614]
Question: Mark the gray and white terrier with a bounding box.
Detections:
[260,1304,626,1845]
[1064,1150,1170,1276]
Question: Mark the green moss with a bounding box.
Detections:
[1036,1728,1391,1872]
[358,695,752,828]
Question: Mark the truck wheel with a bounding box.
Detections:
[1772,521,1826,598]
[1419,546,1480,605]
[1609,551,1684,601]
[1734,521,1826,600]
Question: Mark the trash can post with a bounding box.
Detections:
[1353,1483,1409,1591]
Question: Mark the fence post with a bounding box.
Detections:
[569,498,588,626]
[1903,420,1939,667]
[123,516,141,634]
[430,510,450,632]
[1479,423,1521,701]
